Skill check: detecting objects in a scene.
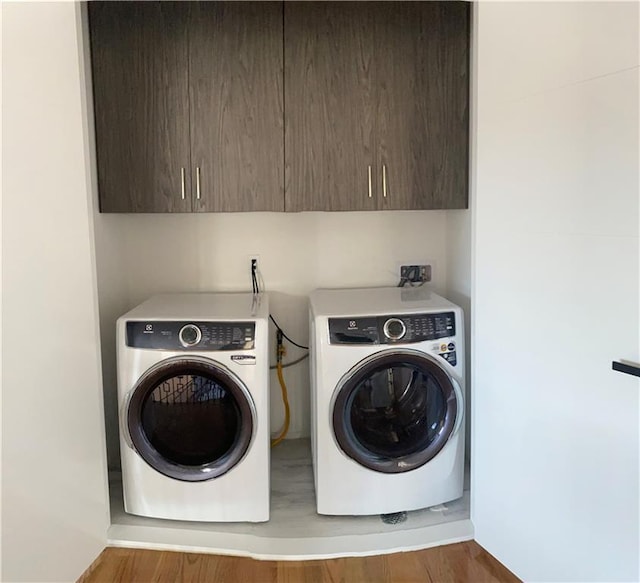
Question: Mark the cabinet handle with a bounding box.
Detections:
[368,165,372,198]
[180,168,186,200]
[382,164,388,198]
[612,361,640,378]
[196,167,201,200]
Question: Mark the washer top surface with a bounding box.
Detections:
[310,287,458,318]
[120,292,268,321]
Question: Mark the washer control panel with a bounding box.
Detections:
[328,312,455,345]
[126,321,255,351]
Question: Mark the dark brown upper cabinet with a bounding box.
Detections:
[89,2,284,213]
[284,4,377,212]
[89,2,191,213]
[284,2,470,211]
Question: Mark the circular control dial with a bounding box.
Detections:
[383,318,406,341]
[179,324,202,347]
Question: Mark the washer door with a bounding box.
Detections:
[126,356,254,482]
[332,350,460,474]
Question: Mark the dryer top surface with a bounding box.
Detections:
[310,287,460,318]
[119,292,269,322]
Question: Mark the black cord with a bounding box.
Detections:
[251,260,258,294]
[250,260,308,350]
[269,314,309,350]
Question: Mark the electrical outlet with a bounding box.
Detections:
[400,264,431,283]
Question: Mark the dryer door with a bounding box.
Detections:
[332,349,460,473]
[126,356,255,482]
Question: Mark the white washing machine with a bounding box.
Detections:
[309,286,465,516]
[117,293,269,522]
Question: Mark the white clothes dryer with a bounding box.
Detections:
[309,287,465,516]
[117,293,269,522]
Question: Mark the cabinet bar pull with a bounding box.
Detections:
[196,167,201,200]
[382,164,387,198]
[368,165,372,198]
[612,361,640,378]
[180,168,186,200]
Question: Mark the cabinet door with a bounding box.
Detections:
[285,2,377,211]
[89,2,192,213]
[375,2,469,210]
[189,2,284,212]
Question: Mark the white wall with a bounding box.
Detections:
[472,2,639,581]
[82,0,132,476]
[446,11,475,459]
[445,0,475,463]
[446,209,472,459]
[2,3,109,581]
[92,217,129,473]
[94,211,452,469]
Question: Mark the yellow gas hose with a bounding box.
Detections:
[270,360,291,447]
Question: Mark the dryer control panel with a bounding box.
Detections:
[328,312,455,345]
[126,321,255,351]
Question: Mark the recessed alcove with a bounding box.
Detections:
[108,440,472,558]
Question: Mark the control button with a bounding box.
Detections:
[383,318,406,341]
[448,342,455,351]
[440,343,448,352]
[179,324,202,347]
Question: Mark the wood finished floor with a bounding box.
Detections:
[79,541,520,583]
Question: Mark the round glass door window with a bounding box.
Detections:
[332,351,459,474]
[127,357,254,482]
